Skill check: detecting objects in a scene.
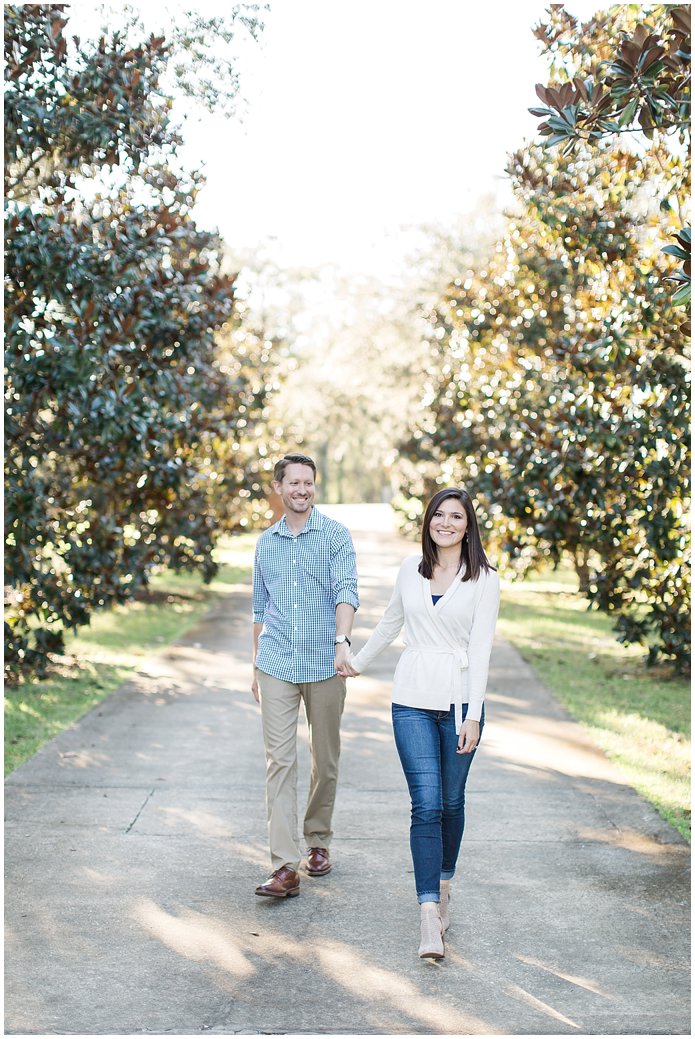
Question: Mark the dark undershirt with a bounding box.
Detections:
[432,594,443,604]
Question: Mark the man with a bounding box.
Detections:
[251,453,358,898]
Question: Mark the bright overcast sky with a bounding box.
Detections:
[175,0,605,276]
[76,1,604,276]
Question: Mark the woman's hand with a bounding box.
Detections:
[337,656,361,678]
[457,718,480,754]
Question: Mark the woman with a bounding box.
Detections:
[339,487,499,960]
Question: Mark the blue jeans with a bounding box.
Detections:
[392,702,484,903]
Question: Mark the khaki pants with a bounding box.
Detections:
[257,670,346,871]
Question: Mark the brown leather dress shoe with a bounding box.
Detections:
[306,847,331,876]
[255,865,300,898]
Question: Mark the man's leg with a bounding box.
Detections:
[301,675,346,851]
[258,671,302,871]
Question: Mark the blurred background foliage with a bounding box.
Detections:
[4,3,278,680]
[4,2,690,681]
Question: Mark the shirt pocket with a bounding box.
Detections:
[299,566,331,599]
[260,553,290,587]
[297,542,331,593]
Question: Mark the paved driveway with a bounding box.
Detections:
[5,504,690,1035]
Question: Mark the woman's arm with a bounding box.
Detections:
[341,565,406,676]
[464,569,500,722]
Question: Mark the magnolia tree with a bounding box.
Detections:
[398,5,690,672]
[4,5,272,679]
[531,3,690,317]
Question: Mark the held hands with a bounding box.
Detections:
[337,660,361,678]
[457,718,480,754]
[335,643,360,679]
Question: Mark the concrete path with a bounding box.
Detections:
[5,505,690,1036]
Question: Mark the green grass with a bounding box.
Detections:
[498,566,691,842]
[4,534,256,776]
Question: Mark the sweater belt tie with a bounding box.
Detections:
[418,646,469,735]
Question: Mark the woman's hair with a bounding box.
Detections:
[418,487,494,582]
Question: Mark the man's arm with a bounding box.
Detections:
[330,525,359,675]
[334,601,356,673]
[251,542,267,703]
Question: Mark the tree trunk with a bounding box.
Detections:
[572,547,592,594]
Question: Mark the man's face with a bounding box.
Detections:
[273,463,316,517]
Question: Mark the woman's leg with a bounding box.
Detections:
[392,703,443,904]
[440,703,485,880]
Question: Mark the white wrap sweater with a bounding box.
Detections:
[349,554,500,729]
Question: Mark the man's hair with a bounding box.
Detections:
[273,453,317,483]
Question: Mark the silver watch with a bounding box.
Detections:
[334,634,351,646]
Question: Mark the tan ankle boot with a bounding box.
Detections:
[418,902,444,959]
[440,880,451,931]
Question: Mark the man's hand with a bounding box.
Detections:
[336,647,361,678]
[334,641,351,676]
[457,718,480,754]
[251,622,263,703]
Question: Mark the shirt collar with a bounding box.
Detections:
[274,507,324,537]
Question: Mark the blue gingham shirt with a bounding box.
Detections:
[253,508,359,683]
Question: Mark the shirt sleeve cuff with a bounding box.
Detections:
[465,701,483,723]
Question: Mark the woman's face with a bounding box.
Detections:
[429,498,468,552]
